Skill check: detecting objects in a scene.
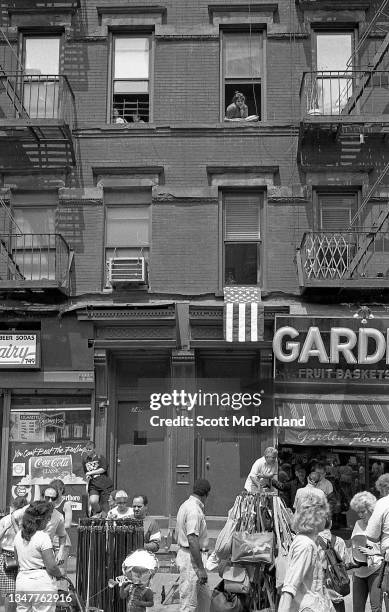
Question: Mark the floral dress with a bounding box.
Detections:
[282,534,335,612]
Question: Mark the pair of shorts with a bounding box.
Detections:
[87,475,113,495]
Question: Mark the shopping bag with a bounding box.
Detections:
[275,553,288,588]
[222,565,250,594]
[210,581,243,612]
[231,531,274,564]
[214,511,239,560]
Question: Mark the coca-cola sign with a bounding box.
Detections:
[29,455,73,480]
[0,332,40,368]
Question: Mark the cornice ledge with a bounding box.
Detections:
[152,186,218,203]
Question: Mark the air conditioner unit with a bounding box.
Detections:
[107,257,146,285]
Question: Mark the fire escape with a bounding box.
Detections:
[0,0,77,170]
[0,193,72,294]
[296,0,389,293]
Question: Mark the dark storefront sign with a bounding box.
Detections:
[0,332,40,369]
[277,399,389,447]
[273,316,389,384]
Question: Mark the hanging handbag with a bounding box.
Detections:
[231,531,274,564]
[222,565,250,594]
[214,509,239,560]
[3,513,19,573]
[210,581,243,612]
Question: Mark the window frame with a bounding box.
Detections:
[109,32,153,124]
[10,205,57,281]
[104,200,152,286]
[312,28,357,116]
[20,33,63,120]
[220,29,266,122]
[313,190,360,231]
[219,191,263,290]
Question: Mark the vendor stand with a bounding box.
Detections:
[213,490,293,611]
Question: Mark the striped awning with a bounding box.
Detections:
[279,401,389,432]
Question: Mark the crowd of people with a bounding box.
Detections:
[2,441,389,612]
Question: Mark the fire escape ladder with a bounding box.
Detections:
[0,194,25,281]
[343,1,389,115]
[0,21,29,119]
[347,0,389,70]
[343,161,389,279]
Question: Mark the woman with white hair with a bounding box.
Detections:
[106,490,133,519]
[278,490,334,612]
[350,491,384,612]
[244,447,278,493]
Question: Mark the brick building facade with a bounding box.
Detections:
[0,0,388,522]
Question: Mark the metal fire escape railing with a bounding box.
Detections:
[347,0,389,70]
[0,194,25,281]
[298,2,389,287]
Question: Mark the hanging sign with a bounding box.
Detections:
[0,332,40,369]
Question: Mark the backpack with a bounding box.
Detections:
[317,534,350,597]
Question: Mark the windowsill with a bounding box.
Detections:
[78,121,295,133]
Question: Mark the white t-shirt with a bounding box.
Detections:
[14,530,52,571]
[365,494,389,554]
[244,457,278,493]
[107,506,134,520]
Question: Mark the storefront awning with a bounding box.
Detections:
[278,400,389,447]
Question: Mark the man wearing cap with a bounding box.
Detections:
[175,478,211,612]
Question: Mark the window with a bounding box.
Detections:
[222,32,262,121]
[312,193,358,278]
[317,193,356,231]
[112,36,150,123]
[315,32,353,115]
[105,193,150,284]
[223,194,261,286]
[12,207,57,280]
[23,37,60,119]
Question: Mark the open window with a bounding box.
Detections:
[223,194,261,286]
[112,36,150,123]
[222,32,262,122]
[23,36,61,119]
[314,31,353,115]
[12,207,57,280]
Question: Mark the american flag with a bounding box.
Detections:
[223,287,264,342]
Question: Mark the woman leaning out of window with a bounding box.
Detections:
[13,501,63,612]
[278,491,335,612]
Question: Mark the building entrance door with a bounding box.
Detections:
[196,435,251,516]
[116,401,168,515]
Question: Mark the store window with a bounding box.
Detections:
[7,395,91,519]
[222,32,262,121]
[112,36,151,123]
[223,194,261,286]
[12,207,57,281]
[23,36,61,118]
[315,31,353,115]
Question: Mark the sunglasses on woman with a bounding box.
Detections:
[44,495,58,501]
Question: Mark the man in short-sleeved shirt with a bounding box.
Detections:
[175,479,211,612]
